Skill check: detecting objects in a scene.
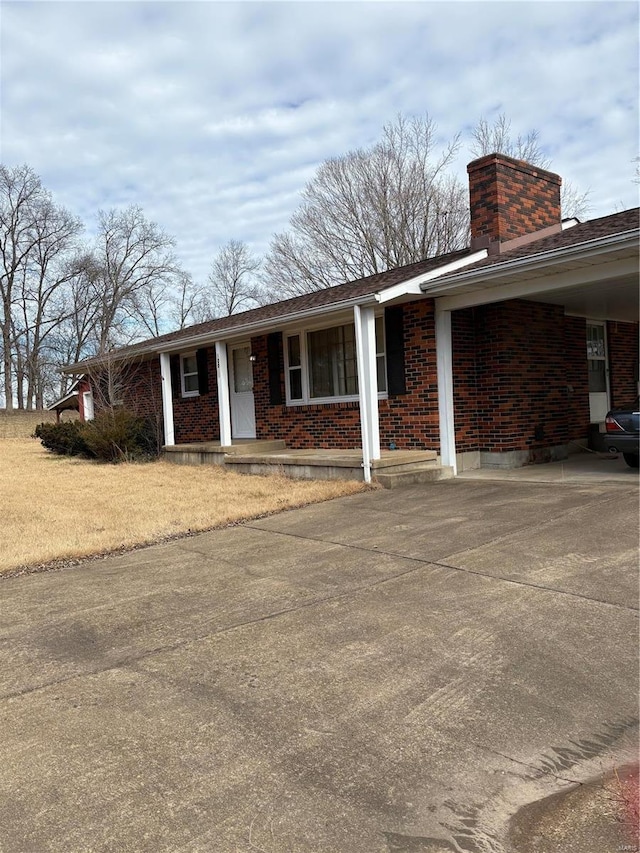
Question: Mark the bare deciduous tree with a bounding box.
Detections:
[471,114,549,167]
[15,200,83,407]
[262,114,469,298]
[0,164,83,409]
[206,239,262,316]
[91,206,182,352]
[471,113,590,220]
[167,272,214,329]
[46,253,105,398]
[0,165,44,409]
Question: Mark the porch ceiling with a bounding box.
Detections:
[526,272,638,320]
[432,243,639,322]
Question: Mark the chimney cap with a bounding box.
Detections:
[467,152,561,185]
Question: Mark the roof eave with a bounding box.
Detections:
[60,248,488,373]
[419,229,639,296]
[61,292,381,373]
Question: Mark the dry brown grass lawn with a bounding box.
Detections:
[0,439,368,574]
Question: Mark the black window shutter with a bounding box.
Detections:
[267,333,283,405]
[196,348,209,395]
[170,355,181,398]
[385,306,407,395]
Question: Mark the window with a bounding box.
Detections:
[180,353,199,396]
[287,335,303,401]
[375,315,387,393]
[285,317,387,404]
[309,324,357,398]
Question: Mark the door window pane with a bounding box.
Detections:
[587,325,606,359]
[588,360,607,392]
[233,347,253,393]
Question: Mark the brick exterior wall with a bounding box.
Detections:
[89,306,638,459]
[252,301,441,451]
[607,320,639,408]
[481,300,569,452]
[467,154,561,243]
[563,315,590,440]
[170,349,220,443]
[453,300,569,454]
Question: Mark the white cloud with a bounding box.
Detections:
[1,0,637,286]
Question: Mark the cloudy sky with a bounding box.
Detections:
[1,0,638,286]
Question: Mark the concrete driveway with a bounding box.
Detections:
[1,478,638,853]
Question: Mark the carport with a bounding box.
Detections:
[425,218,639,474]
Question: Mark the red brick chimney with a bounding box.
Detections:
[467,153,562,252]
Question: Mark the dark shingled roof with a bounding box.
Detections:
[72,249,472,366]
[68,207,638,370]
[439,208,640,279]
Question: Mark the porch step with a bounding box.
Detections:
[163,442,451,486]
[371,450,437,471]
[225,449,365,481]
[374,461,454,489]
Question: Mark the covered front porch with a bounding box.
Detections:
[162,439,452,488]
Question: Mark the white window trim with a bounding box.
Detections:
[180,352,200,398]
[283,316,388,406]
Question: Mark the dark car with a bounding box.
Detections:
[604,398,639,468]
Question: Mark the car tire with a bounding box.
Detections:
[622,452,639,468]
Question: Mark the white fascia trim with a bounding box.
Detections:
[46,390,79,410]
[374,250,489,304]
[420,230,639,296]
[435,255,638,313]
[60,295,381,373]
[151,294,381,357]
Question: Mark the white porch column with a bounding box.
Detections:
[215,341,232,446]
[159,352,175,446]
[435,302,457,475]
[354,304,380,483]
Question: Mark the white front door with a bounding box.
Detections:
[587,321,610,422]
[229,344,256,439]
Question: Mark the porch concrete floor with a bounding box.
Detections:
[458,449,638,485]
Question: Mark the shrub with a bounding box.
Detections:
[80,409,157,463]
[33,421,89,457]
[34,410,157,463]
